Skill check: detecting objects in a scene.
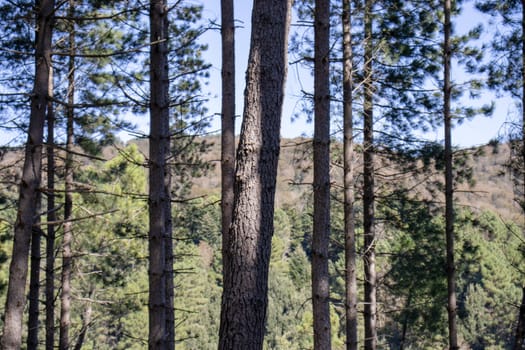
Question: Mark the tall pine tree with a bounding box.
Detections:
[218,0,292,348]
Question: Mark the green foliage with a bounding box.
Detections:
[0,139,523,348]
[70,144,150,348]
[379,196,523,349]
[174,241,221,350]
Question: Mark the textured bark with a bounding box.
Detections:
[312,0,332,349]
[444,0,458,348]
[218,0,291,348]
[28,209,42,349]
[0,0,54,348]
[45,67,56,350]
[149,0,172,348]
[363,0,377,349]
[343,1,358,349]
[59,5,75,348]
[220,0,235,289]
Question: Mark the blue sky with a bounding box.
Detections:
[0,1,515,148]
[200,0,516,148]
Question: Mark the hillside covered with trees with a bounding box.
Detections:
[0,138,523,349]
[0,0,524,349]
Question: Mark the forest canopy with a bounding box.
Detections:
[0,0,524,349]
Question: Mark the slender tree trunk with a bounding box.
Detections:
[343,1,358,349]
[0,0,55,348]
[28,201,42,349]
[218,0,292,348]
[521,0,525,217]
[444,0,458,348]
[45,67,56,350]
[514,287,525,350]
[514,3,525,349]
[149,0,172,348]
[60,6,76,347]
[312,0,332,349]
[73,289,93,350]
[399,290,413,350]
[363,0,377,349]
[220,0,235,290]
[28,6,45,345]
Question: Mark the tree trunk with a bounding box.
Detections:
[149,0,172,348]
[60,6,75,347]
[343,1,358,349]
[514,287,525,349]
[520,0,525,216]
[220,0,235,293]
[73,289,93,350]
[218,0,292,348]
[444,0,458,348]
[45,66,56,350]
[399,290,413,350]
[363,0,377,349]
[28,207,42,349]
[312,0,332,349]
[514,3,525,349]
[0,0,55,348]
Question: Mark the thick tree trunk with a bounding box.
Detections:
[444,0,458,348]
[312,0,332,349]
[343,1,358,349]
[0,0,55,348]
[220,0,235,288]
[149,0,172,348]
[363,0,377,349]
[218,0,291,348]
[45,88,57,350]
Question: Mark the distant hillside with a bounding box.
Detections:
[189,137,522,224]
[0,137,521,224]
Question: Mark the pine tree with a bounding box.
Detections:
[312,0,332,348]
[444,1,458,348]
[220,0,235,294]
[342,1,358,349]
[474,0,525,346]
[45,68,56,350]
[362,1,377,348]
[59,4,77,348]
[148,0,172,347]
[1,0,55,348]
[218,0,292,347]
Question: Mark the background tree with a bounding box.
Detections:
[148,0,173,347]
[59,3,77,347]
[474,1,525,345]
[218,0,292,348]
[1,0,55,348]
[45,68,56,350]
[443,0,459,348]
[361,1,378,348]
[312,0,332,348]
[221,0,235,271]
[342,0,358,348]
